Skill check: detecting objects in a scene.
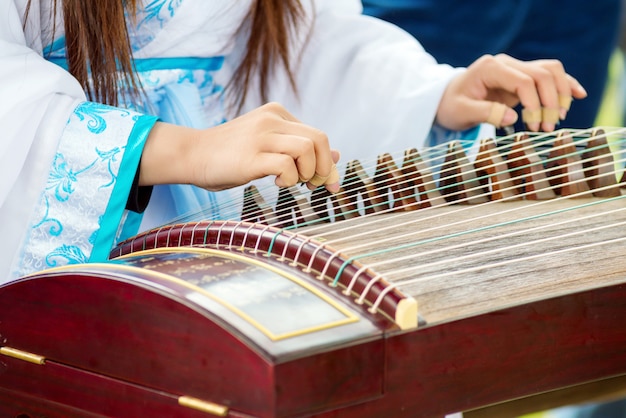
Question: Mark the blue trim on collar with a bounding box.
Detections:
[46,55,224,73]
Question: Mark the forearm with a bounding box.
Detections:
[138,103,339,194]
[138,121,201,186]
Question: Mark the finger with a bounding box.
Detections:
[325,150,341,193]
[454,96,518,129]
[498,58,559,131]
[526,60,568,129]
[486,102,518,128]
[474,58,543,131]
[253,153,301,188]
[325,164,340,186]
[567,74,588,99]
[258,134,315,181]
[496,56,582,129]
[310,130,333,180]
[559,94,573,113]
[561,74,588,119]
[307,170,331,188]
[263,122,333,181]
[331,149,341,164]
[305,163,340,192]
[533,61,587,120]
[306,150,342,192]
[530,69,559,132]
[324,165,341,193]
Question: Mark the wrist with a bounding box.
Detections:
[138,122,199,186]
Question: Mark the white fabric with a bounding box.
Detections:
[1,0,477,282]
[0,1,88,281]
[240,1,461,161]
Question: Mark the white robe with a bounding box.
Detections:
[0,0,484,283]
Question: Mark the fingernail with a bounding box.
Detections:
[502,108,518,126]
[543,122,555,132]
[559,95,572,112]
[326,182,340,193]
[559,108,567,120]
[527,122,540,132]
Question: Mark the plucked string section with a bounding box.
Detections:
[168,127,625,228]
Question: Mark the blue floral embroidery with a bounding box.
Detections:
[73,103,107,134]
[166,0,183,16]
[140,0,183,27]
[44,147,122,209]
[129,0,183,49]
[15,100,149,279]
[74,102,131,134]
[33,196,63,237]
[96,146,124,189]
[46,245,89,267]
[47,153,80,201]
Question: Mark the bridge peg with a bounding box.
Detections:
[275,186,324,228]
[241,185,276,225]
[507,133,556,200]
[401,148,447,208]
[546,131,591,197]
[582,128,621,197]
[374,153,419,212]
[310,185,360,222]
[344,159,389,215]
[439,140,489,204]
[474,138,519,201]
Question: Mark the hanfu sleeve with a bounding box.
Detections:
[0,1,158,281]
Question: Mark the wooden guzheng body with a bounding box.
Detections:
[2,128,626,417]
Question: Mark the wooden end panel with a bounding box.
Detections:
[0,273,276,417]
[274,339,384,417]
[0,267,387,418]
[381,283,626,416]
[311,283,626,417]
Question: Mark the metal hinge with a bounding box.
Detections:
[178,395,229,416]
[0,346,46,365]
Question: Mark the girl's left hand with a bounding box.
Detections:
[435,54,588,132]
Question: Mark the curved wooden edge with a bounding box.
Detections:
[111,220,419,331]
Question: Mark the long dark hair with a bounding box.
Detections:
[231,0,304,111]
[26,0,303,110]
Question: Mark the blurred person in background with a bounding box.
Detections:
[363,0,621,131]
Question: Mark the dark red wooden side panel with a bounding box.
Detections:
[0,272,274,416]
[274,340,385,417]
[0,271,386,417]
[313,283,626,417]
[0,358,219,418]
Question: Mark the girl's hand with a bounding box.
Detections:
[140,102,340,193]
[436,54,588,132]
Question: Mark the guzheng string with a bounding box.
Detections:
[162,127,626,242]
[270,131,610,223]
[147,127,626,318]
[308,130,625,275]
[304,145,623,250]
[168,128,623,228]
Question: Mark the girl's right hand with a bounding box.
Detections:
[140,102,340,193]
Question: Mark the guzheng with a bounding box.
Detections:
[2,128,626,417]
